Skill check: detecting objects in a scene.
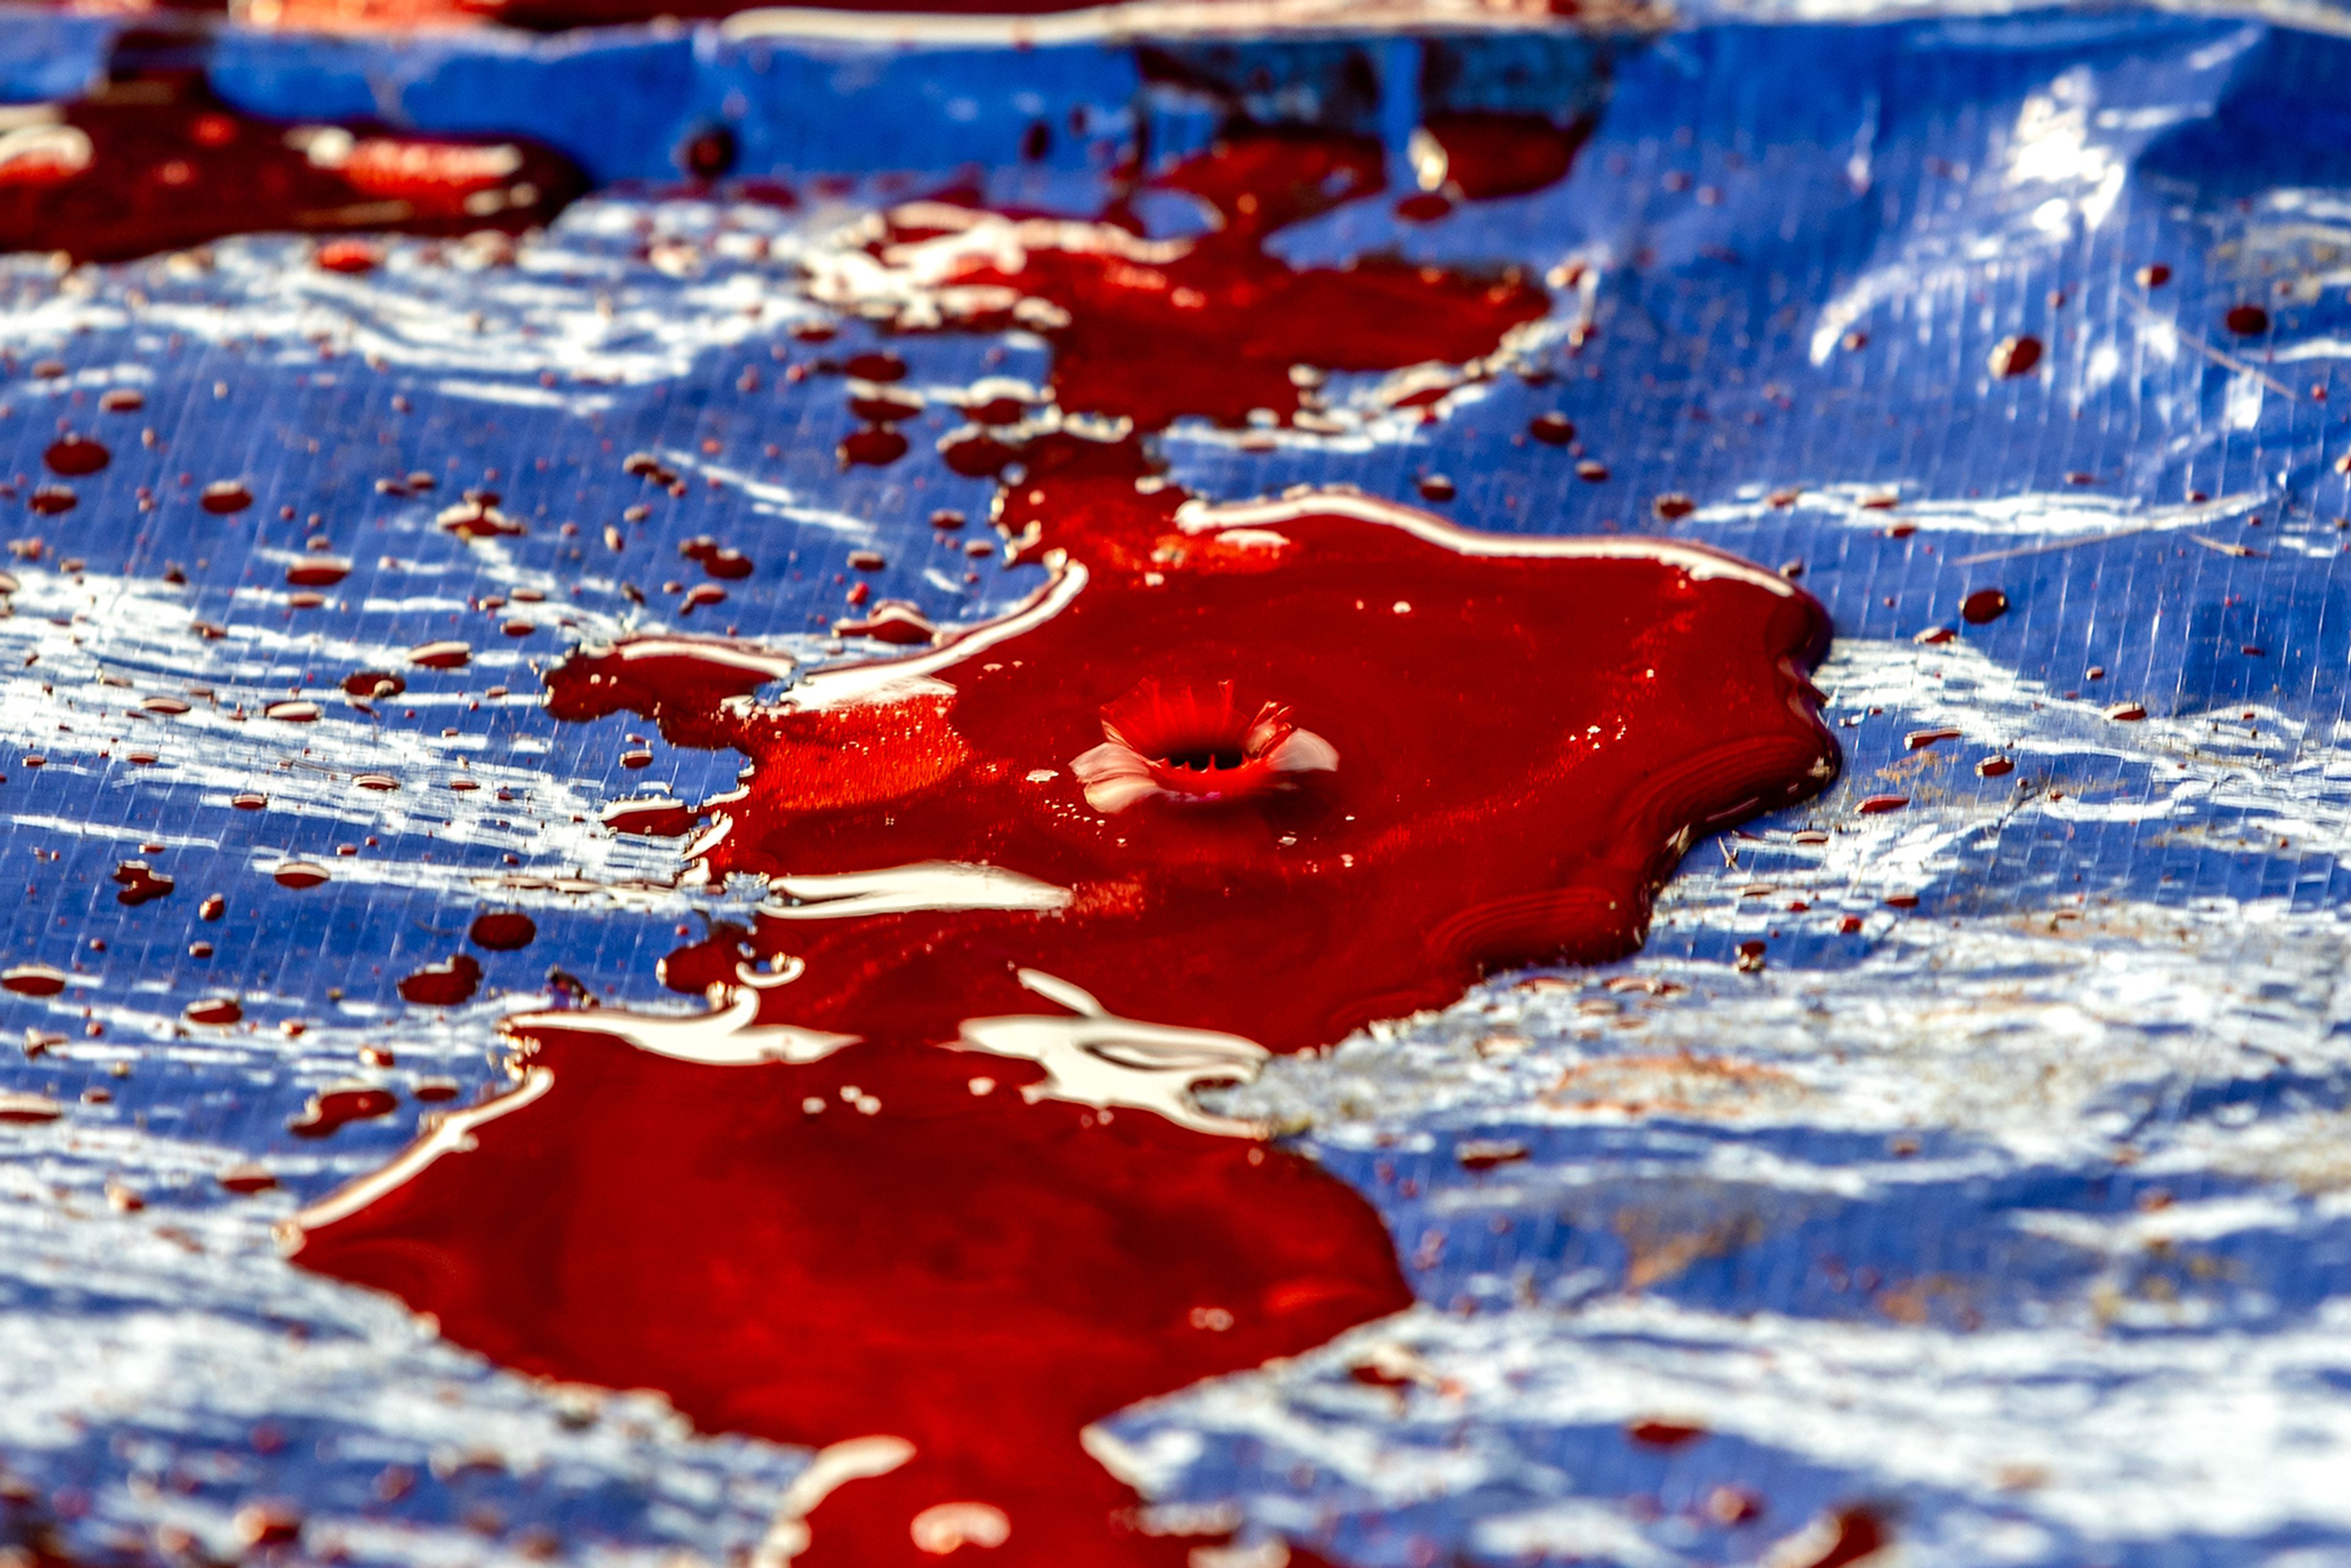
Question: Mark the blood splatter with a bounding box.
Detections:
[469,912,538,951]
[398,955,482,1005]
[2225,304,2271,337]
[199,481,252,515]
[288,1084,397,1139]
[1960,587,2008,623]
[1780,1505,1892,1568]
[839,425,910,467]
[111,860,174,906]
[1625,1417,1709,1447]
[681,538,754,579]
[1988,336,2041,378]
[1,963,69,997]
[42,437,107,476]
[184,997,242,1026]
[343,670,405,700]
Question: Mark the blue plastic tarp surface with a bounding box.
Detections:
[5,7,2351,1565]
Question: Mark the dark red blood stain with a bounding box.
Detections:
[199,481,252,515]
[469,912,538,951]
[1858,794,1910,815]
[1652,493,1696,520]
[865,129,1549,429]
[680,537,754,579]
[297,422,1836,1565]
[1424,113,1591,201]
[0,77,585,264]
[42,437,107,476]
[219,1164,278,1195]
[1529,413,1576,446]
[286,559,351,587]
[111,860,174,906]
[1961,587,2008,624]
[1626,1417,1709,1447]
[28,486,74,516]
[1988,335,2041,378]
[184,997,241,1026]
[2225,304,2271,337]
[839,425,909,467]
[843,351,909,383]
[1977,755,2015,778]
[1788,1506,1892,1568]
[1395,190,1453,222]
[288,1084,397,1139]
[399,954,482,1005]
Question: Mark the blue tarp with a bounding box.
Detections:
[3,7,2350,1565]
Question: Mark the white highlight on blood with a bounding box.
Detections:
[760,862,1072,921]
[909,1501,1012,1555]
[286,1066,555,1237]
[752,1435,918,1567]
[957,969,1268,1137]
[505,986,857,1069]
[1172,492,1804,598]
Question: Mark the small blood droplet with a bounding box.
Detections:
[43,436,108,476]
[1961,587,2008,624]
[470,912,537,951]
[200,481,253,514]
[1988,336,2041,378]
[399,955,482,1006]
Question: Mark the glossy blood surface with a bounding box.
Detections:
[294,127,1833,1568]
[296,432,1835,1564]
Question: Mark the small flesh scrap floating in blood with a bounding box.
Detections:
[296,430,1837,1567]
[0,79,586,263]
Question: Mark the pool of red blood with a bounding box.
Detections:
[296,433,1835,1564]
[0,75,583,263]
[291,123,1835,1566]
